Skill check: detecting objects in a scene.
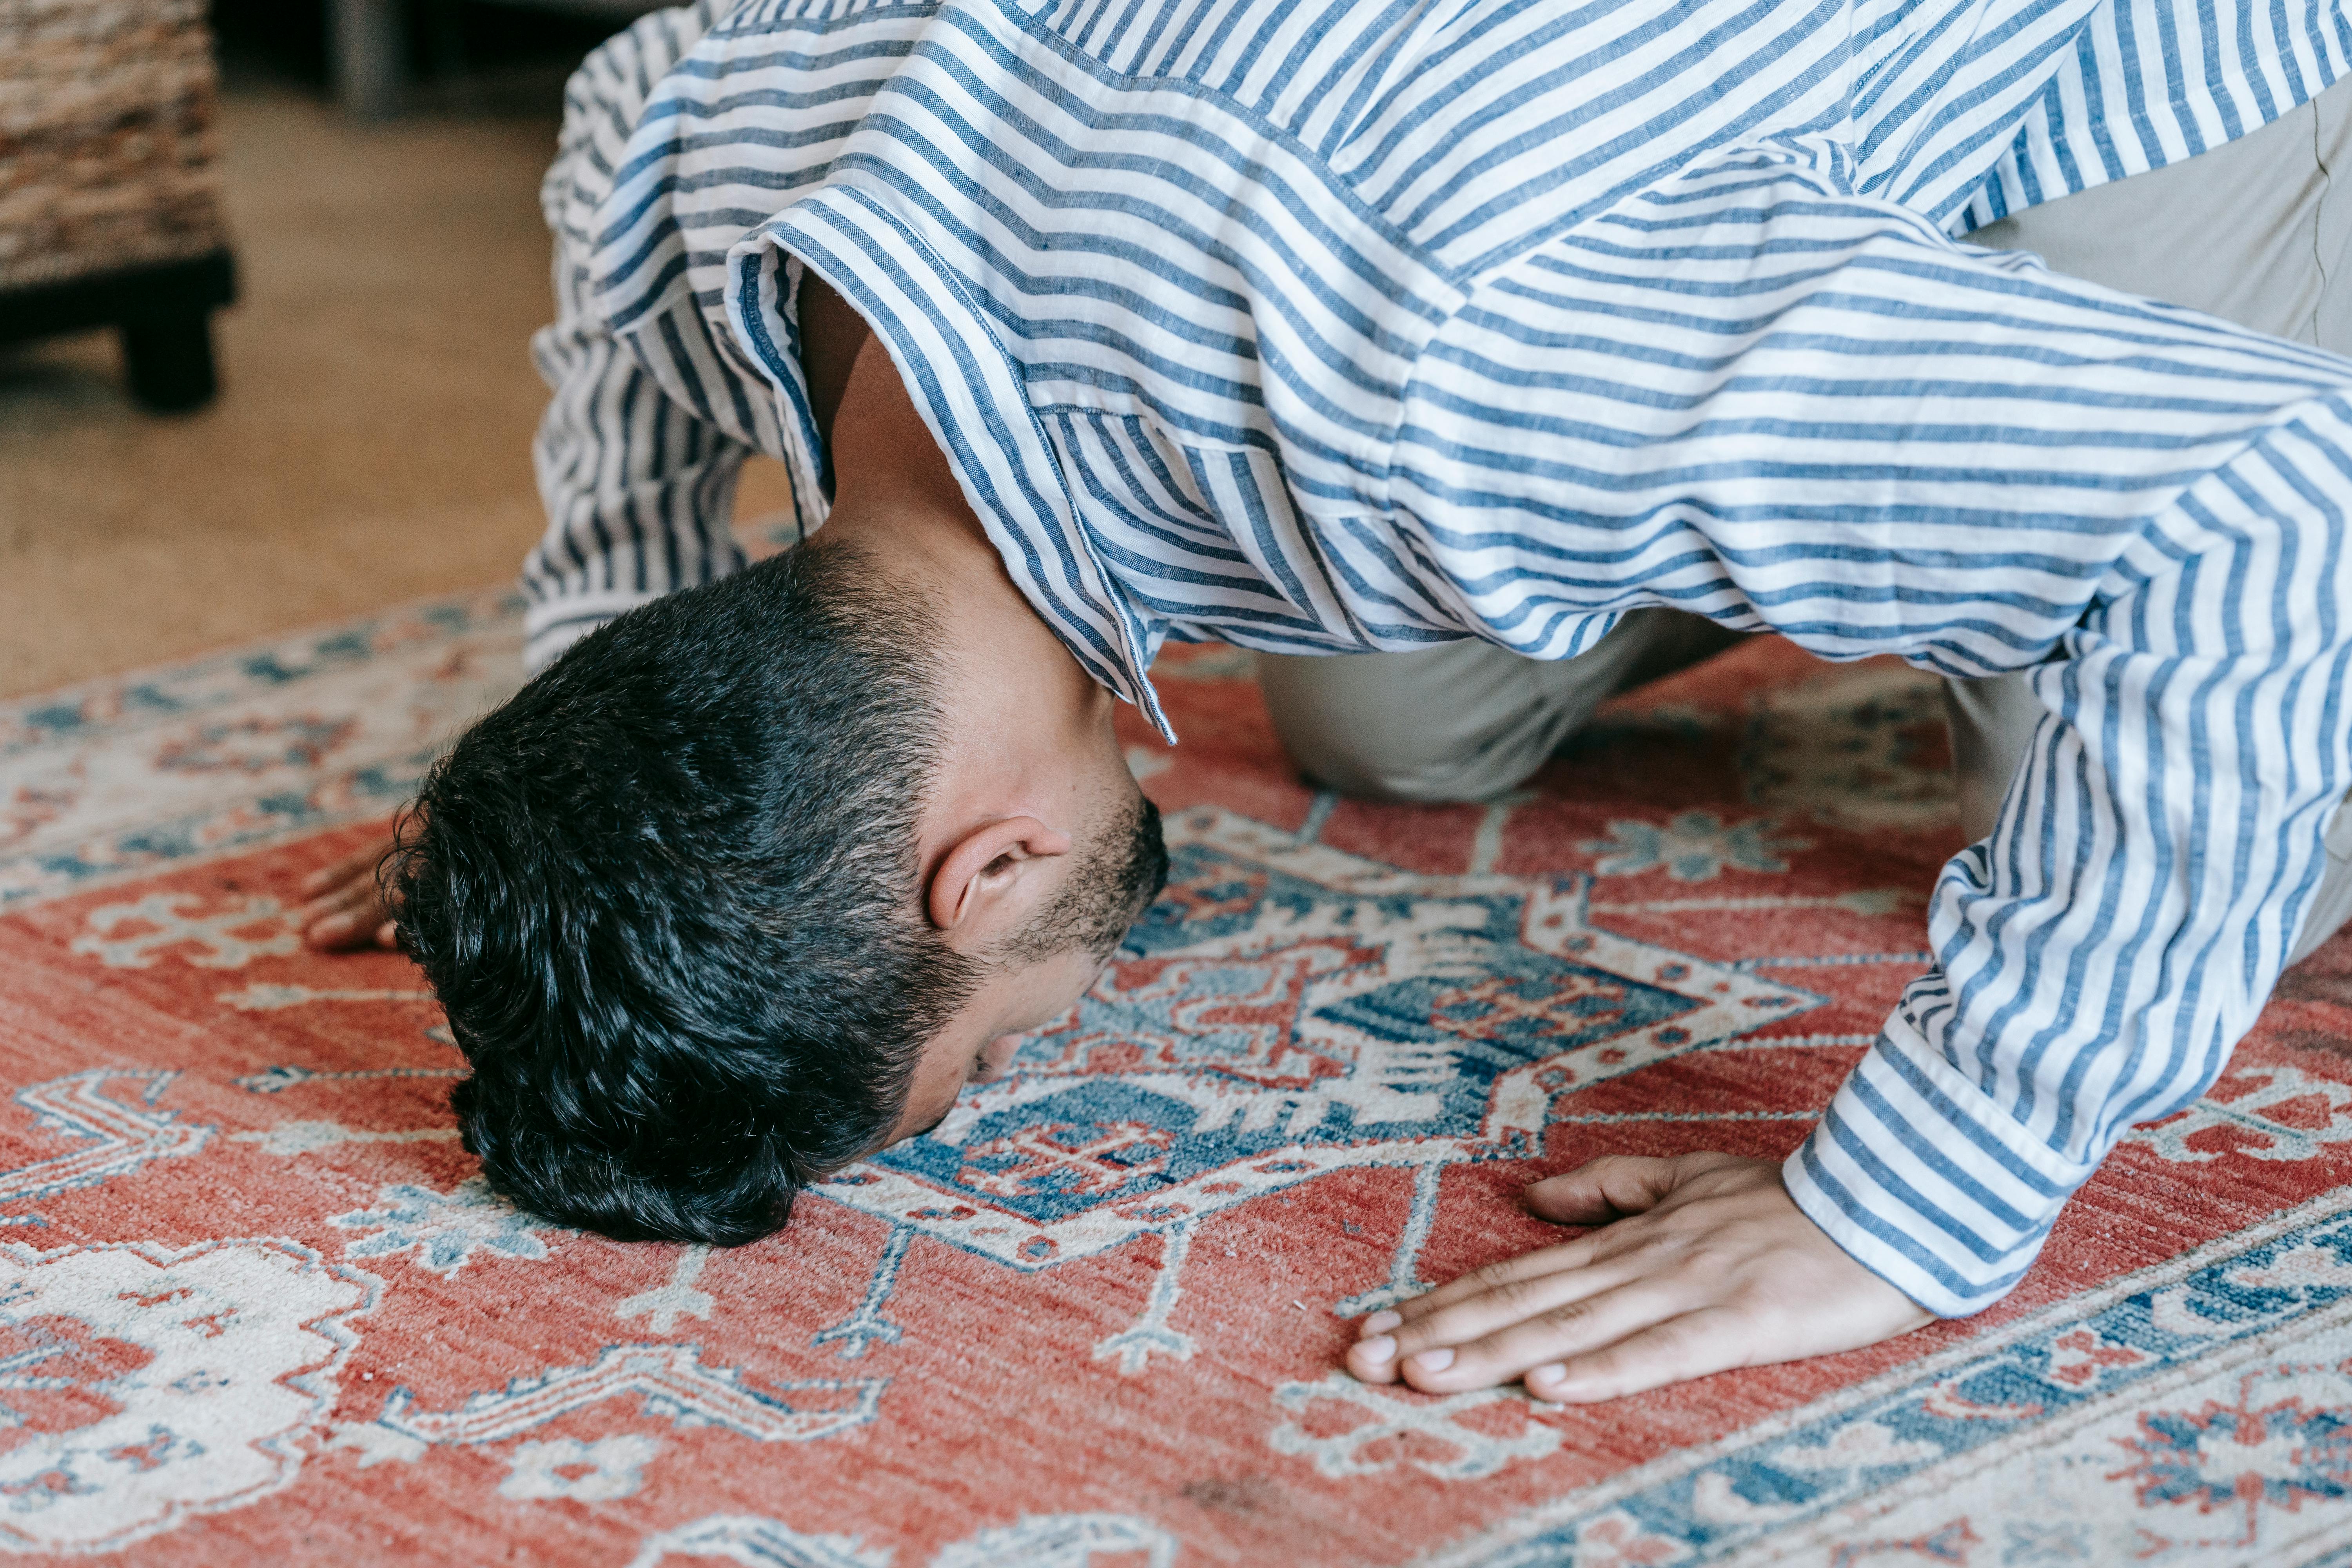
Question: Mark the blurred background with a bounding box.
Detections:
[0,0,791,699]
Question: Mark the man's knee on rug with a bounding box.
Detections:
[1258,611,1745,806]
[1256,641,1575,804]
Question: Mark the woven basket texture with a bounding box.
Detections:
[0,0,228,292]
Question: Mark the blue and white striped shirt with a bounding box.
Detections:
[526,0,2352,1313]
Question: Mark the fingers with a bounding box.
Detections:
[1360,1279,1694,1394]
[1346,1154,1733,1356]
[1357,1236,1605,1338]
[298,881,387,949]
[1348,1259,1635,1385]
[1343,1158,1937,1406]
[296,841,404,951]
[302,912,370,950]
[1524,1307,1749,1403]
[298,886,375,944]
[298,880,377,920]
[301,909,400,951]
[1523,1152,1739,1225]
[299,849,383,898]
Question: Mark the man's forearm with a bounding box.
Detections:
[1789,400,2352,1316]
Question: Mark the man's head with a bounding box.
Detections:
[391,538,1166,1245]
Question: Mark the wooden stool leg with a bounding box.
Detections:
[120,312,220,413]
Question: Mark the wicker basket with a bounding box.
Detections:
[0,0,229,293]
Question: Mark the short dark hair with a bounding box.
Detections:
[390,543,980,1245]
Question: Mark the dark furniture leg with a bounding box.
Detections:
[120,314,220,413]
[332,0,406,119]
[0,251,237,414]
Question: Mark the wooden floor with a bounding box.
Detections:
[0,84,790,700]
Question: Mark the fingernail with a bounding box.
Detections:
[1408,1347,1454,1374]
[1354,1336,1395,1363]
[1361,1311,1401,1335]
[1530,1362,1566,1386]
[312,914,353,938]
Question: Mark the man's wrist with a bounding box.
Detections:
[1783,1018,2094,1317]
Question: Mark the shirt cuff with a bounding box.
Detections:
[1782,1009,2098,1318]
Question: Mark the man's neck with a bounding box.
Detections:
[799,273,874,461]
[815,322,1118,773]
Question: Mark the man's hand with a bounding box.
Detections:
[294,843,400,951]
[1346,1153,1932,1403]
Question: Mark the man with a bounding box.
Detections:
[301,0,2352,1403]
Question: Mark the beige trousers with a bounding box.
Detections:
[1259,78,2352,964]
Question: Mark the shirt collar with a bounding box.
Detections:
[724,179,1175,741]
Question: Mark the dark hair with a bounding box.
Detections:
[389,543,980,1245]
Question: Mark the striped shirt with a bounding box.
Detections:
[528,0,2352,1314]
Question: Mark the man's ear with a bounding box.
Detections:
[926,816,1073,938]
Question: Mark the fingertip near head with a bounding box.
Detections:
[1347,1336,1397,1382]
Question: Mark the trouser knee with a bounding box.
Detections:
[1256,610,1742,804]
[1256,641,1572,803]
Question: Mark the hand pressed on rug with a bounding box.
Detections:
[296,842,401,950]
[1346,1154,1933,1403]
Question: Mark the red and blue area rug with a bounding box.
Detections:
[5,590,2352,1565]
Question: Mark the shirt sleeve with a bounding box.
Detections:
[1959,0,2348,231]
[520,0,751,676]
[1388,141,2352,1315]
[524,246,751,675]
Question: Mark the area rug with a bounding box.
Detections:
[6,590,2352,1567]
